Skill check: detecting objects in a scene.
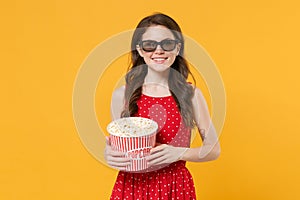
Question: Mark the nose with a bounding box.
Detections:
[154,44,164,53]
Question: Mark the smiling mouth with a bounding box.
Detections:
[152,57,168,61]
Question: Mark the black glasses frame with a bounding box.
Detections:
[138,39,180,52]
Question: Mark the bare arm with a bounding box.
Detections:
[110,86,125,120]
[181,87,221,162]
[104,86,130,170]
[147,87,221,167]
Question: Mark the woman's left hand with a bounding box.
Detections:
[146,144,188,167]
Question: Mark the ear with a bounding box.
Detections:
[136,45,144,57]
[176,43,181,56]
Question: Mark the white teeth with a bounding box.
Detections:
[153,58,166,61]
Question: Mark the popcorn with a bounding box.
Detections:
[107,117,158,172]
[107,117,158,137]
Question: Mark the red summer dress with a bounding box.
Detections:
[110,94,196,200]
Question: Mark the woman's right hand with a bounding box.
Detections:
[104,136,131,171]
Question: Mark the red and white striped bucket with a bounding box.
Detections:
[107,117,158,172]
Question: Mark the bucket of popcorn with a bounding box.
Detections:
[107,117,158,172]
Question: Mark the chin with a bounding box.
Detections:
[148,64,171,72]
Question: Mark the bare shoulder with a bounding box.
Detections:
[111,86,125,120]
[191,86,205,102]
[191,86,210,129]
[112,85,125,102]
[191,86,209,112]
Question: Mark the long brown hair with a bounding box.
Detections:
[121,13,196,128]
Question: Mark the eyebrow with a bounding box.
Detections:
[142,38,175,41]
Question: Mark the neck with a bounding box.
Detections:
[143,67,171,96]
[144,67,170,86]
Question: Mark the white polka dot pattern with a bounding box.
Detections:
[110,94,196,199]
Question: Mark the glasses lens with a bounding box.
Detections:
[142,41,157,52]
[140,40,178,52]
[161,40,177,51]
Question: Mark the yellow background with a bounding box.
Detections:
[1,0,300,199]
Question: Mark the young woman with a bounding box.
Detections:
[105,13,220,200]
